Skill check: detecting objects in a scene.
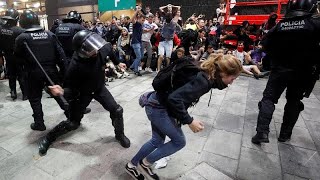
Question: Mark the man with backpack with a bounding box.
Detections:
[125,54,243,180]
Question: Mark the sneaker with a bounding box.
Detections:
[123,71,130,77]
[138,160,159,180]
[138,66,142,71]
[125,163,145,180]
[146,67,153,73]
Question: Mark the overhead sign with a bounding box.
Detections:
[98,0,136,11]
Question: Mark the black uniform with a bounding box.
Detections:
[252,0,320,143]
[55,23,85,64]
[15,28,66,130]
[38,32,130,154]
[0,22,27,99]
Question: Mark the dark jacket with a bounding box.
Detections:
[15,28,65,73]
[55,23,85,58]
[64,43,119,95]
[0,25,24,54]
[164,71,223,125]
[262,14,320,71]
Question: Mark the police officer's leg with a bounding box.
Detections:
[39,95,92,155]
[48,72,91,115]
[5,55,18,100]
[278,78,305,142]
[28,72,46,131]
[252,71,288,144]
[17,65,29,100]
[93,86,130,148]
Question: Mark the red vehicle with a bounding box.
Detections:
[221,0,289,50]
[224,0,289,26]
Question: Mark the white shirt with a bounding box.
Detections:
[141,21,158,42]
[233,50,245,64]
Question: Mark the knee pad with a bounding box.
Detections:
[111,105,123,118]
[285,100,304,112]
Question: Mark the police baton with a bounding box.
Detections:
[23,42,69,110]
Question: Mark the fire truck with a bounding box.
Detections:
[224,0,289,26]
[221,0,289,49]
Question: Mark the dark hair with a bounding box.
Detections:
[198,29,205,34]
[165,13,173,23]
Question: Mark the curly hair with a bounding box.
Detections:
[200,54,242,80]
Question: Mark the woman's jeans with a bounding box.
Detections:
[130,43,144,72]
[131,94,186,166]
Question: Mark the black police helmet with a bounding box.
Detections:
[285,0,318,18]
[72,30,90,52]
[72,30,107,58]
[2,9,19,21]
[64,10,82,23]
[19,10,40,29]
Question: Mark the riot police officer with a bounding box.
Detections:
[54,10,91,114]
[50,19,61,33]
[38,30,130,155]
[252,0,320,144]
[0,9,28,100]
[15,10,66,131]
[55,10,85,67]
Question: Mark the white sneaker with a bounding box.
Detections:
[123,71,130,77]
[146,67,153,73]
[138,66,142,71]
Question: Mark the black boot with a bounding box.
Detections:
[111,106,131,148]
[115,133,130,148]
[30,122,46,131]
[252,132,269,144]
[39,120,80,155]
[278,132,292,142]
[10,90,17,100]
[39,137,52,155]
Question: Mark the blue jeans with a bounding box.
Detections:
[131,93,186,166]
[130,43,143,72]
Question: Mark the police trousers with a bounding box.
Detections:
[5,54,28,95]
[46,85,122,142]
[27,69,65,123]
[256,70,306,134]
[66,85,120,124]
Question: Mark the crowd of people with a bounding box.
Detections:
[48,3,274,82]
[0,0,319,179]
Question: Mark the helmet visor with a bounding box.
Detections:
[79,33,107,58]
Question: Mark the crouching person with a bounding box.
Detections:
[38,30,130,155]
[125,54,242,180]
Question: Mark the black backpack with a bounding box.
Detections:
[152,57,200,94]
